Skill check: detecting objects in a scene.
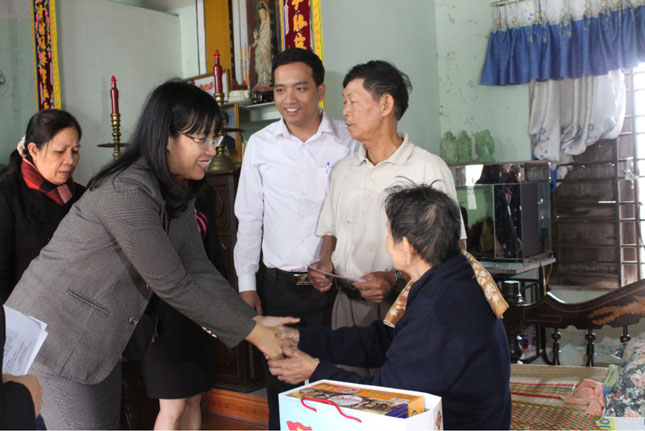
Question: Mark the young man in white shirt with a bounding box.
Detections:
[234,48,358,429]
[308,60,466,374]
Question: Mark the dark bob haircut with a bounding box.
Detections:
[89,79,223,218]
[342,60,412,120]
[3,109,82,177]
[384,183,461,267]
[272,47,325,86]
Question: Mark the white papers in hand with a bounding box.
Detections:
[307,264,365,282]
[3,305,48,375]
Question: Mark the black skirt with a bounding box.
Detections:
[141,187,228,400]
[141,302,218,399]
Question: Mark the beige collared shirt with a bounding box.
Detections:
[316,134,466,277]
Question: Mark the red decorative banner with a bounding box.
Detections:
[283,0,312,50]
[31,0,61,110]
[279,0,322,60]
[278,0,323,106]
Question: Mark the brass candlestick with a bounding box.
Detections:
[111,113,121,159]
[207,142,234,172]
[98,113,127,159]
[214,92,225,105]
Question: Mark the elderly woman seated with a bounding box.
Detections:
[269,185,511,430]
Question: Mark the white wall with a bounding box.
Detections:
[172,2,200,78]
[0,0,35,166]
[319,0,531,161]
[434,0,531,162]
[56,0,183,184]
[320,0,441,152]
[110,0,199,77]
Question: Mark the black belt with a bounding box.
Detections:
[336,278,364,301]
[264,268,311,286]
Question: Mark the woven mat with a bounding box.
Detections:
[512,400,602,430]
[511,364,609,383]
[510,364,608,408]
[511,381,576,400]
[509,364,608,429]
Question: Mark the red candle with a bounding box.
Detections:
[110,75,119,114]
[213,50,223,94]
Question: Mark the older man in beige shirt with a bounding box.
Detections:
[308,61,466,373]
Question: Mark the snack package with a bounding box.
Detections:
[288,382,425,418]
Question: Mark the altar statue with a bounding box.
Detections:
[252,1,272,90]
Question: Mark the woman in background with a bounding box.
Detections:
[0,109,84,302]
[6,80,294,429]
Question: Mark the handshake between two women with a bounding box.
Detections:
[250,315,319,385]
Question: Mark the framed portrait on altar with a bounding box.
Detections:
[220,103,244,163]
[229,0,281,91]
[280,0,324,58]
[187,73,215,97]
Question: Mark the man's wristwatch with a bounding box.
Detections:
[392,269,406,294]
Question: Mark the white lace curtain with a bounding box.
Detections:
[529,69,625,165]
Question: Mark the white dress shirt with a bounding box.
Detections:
[234,110,359,292]
[316,134,467,278]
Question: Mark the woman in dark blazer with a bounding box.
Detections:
[6,80,295,430]
[0,109,85,303]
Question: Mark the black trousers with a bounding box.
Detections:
[258,274,335,430]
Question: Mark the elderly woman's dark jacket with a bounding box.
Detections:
[0,169,85,302]
[298,252,512,430]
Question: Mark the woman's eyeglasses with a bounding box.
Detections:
[180,132,224,150]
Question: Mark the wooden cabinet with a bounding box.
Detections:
[205,169,265,393]
[206,169,239,289]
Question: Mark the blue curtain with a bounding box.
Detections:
[481,3,645,85]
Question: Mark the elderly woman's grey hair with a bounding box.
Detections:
[384,183,461,266]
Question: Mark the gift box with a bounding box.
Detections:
[279,379,443,430]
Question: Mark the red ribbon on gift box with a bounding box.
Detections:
[300,397,362,423]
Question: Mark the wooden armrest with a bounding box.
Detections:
[503,279,645,365]
[505,280,645,330]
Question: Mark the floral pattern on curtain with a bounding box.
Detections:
[481,0,645,86]
[480,0,639,164]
